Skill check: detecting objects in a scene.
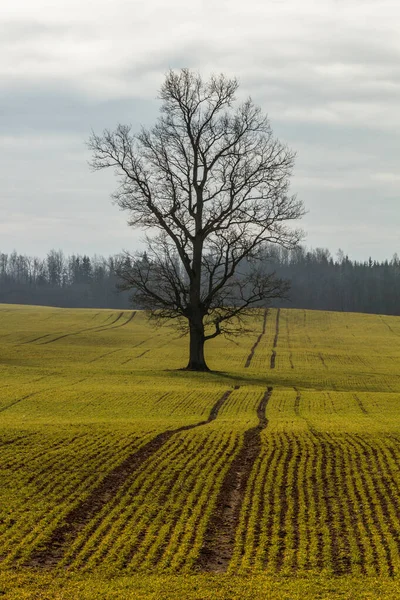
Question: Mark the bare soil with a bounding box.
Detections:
[197,387,272,572]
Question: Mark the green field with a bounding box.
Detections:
[1,304,400,598]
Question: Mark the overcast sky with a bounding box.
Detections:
[1,0,399,261]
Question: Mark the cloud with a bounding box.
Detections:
[2,1,400,136]
[1,0,400,260]
[371,172,400,183]
[0,210,140,257]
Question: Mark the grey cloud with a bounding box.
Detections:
[1,0,400,261]
[302,187,400,261]
[0,20,72,42]
[0,87,159,136]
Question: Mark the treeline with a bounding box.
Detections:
[0,250,130,308]
[268,246,400,315]
[0,247,399,315]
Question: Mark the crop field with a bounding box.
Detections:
[1,304,400,598]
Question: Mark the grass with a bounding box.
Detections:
[3,571,400,599]
[1,304,400,597]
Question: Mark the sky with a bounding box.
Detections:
[1,0,400,262]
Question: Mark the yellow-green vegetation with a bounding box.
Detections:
[1,303,400,598]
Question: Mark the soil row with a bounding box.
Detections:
[26,388,233,568]
[197,387,273,571]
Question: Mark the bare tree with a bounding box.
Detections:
[88,69,304,371]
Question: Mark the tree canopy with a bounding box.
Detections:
[88,69,304,370]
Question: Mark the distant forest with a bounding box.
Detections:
[0,247,399,315]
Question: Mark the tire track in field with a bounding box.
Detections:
[86,348,123,364]
[231,434,277,570]
[353,393,368,414]
[198,386,273,572]
[41,312,125,344]
[0,377,90,414]
[121,345,152,364]
[3,434,139,565]
[38,311,135,346]
[270,309,280,369]
[318,353,328,369]
[103,311,136,331]
[0,375,48,391]
[120,358,132,365]
[120,334,181,365]
[102,313,115,324]
[18,312,122,345]
[245,309,268,368]
[120,338,150,364]
[294,387,300,416]
[26,388,234,568]
[121,434,235,572]
[0,391,39,413]
[290,389,314,571]
[284,314,295,369]
[379,316,400,337]
[72,434,202,571]
[89,312,101,321]
[43,311,136,344]
[20,333,51,344]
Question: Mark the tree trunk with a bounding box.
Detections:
[186,319,209,371]
[186,197,207,371]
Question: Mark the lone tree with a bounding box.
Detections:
[89,69,304,371]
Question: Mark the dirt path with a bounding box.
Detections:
[197,386,272,572]
[26,388,233,568]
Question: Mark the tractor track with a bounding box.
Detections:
[198,387,272,572]
[270,309,280,369]
[25,311,135,346]
[26,388,234,568]
[0,392,39,414]
[18,312,124,346]
[245,309,268,368]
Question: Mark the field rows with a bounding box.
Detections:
[231,429,400,576]
[2,304,400,584]
[2,306,400,392]
[2,388,400,576]
[0,427,157,566]
[61,426,239,573]
[0,385,263,572]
